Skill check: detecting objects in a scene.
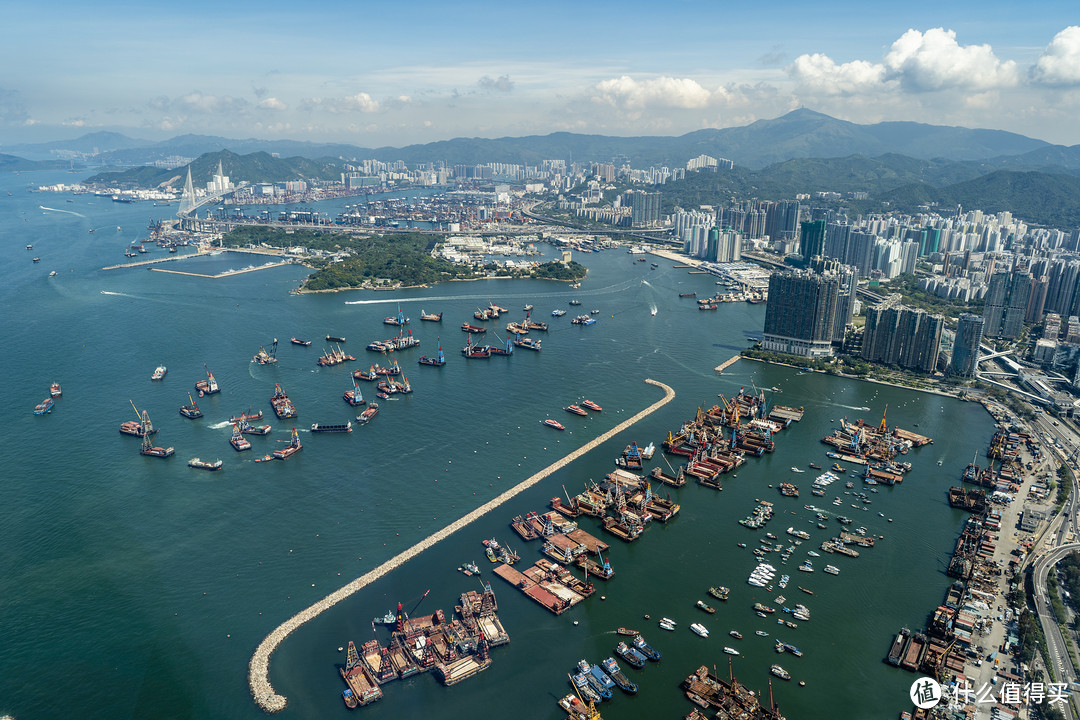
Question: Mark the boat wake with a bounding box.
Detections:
[100,290,136,297]
[208,421,233,430]
[40,205,86,218]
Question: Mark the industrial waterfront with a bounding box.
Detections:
[3,171,997,720]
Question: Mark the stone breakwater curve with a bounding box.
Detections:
[249,378,675,712]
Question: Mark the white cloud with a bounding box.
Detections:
[883,28,1018,91]
[174,91,250,113]
[786,54,886,96]
[478,75,514,93]
[301,92,380,114]
[258,97,287,110]
[61,118,87,127]
[591,76,713,110]
[1031,26,1080,85]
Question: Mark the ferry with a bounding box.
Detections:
[565,405,588,416]
[179,394,203,419]
[581,400,602,412]
[291,338,312,346]
[188,458,223,471]
[151,365,167,381]
[420,310,442,322]
[356,403,379,425]
[551,309,567,317]
[50,382,62,397]
[33,397,54,415]
[543,419,566,430]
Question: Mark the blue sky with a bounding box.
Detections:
[2,1,1079,147]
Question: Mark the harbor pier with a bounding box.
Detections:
[714,354,741,374]
[248,378,675,713]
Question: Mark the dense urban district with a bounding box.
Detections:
[19,110,1080,720]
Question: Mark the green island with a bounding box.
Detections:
[217,227,587,291]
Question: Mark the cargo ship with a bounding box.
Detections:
[272,427,302,459]
[356,403,379,425]
[420,310,442,322]
[179,394,203,419]
[33,397,54,415]
[326,334,346,343]
[290,337,312,346]
[188,458,223,471]
[195,364,220,396]
[311,422,352,433]
[270,383,297,419]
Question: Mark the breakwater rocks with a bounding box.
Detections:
[248,378,675,712]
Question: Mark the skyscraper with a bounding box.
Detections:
[799,219,826,264]
[949,314,984,378]
[761,271,840,358]
[983,272,1032,339]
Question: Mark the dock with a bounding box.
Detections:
[248,378,674,713]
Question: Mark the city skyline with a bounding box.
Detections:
[2,1,1080,148]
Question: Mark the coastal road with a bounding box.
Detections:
[1032,542,1080,718]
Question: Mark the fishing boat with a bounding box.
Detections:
[808,462,822,469]
[615,627,638,636]
[272,427,302,459]
[708,586,730,601]
[270,383,297,419]
[753,602,776,614]
[581,400,602,412]
[151,365,167,381]
[48,271,57,277]
[728,630,742,639]
[251,340,278,365]
[179,394,203,419]
[343,379,366,406]
[229,425,252,451]
[50,382,62,397]
[696,600,716,614]
[756,630,769,637]
[615,641,646,668]
[311,422,352,433]
[565,405,588,416]
[770,665,791,681]
[523,304,534,312]
[290,338,312,346]
[33,398,54,415]
[543,419,566,430]
[356,403,379,425]
[420,310,442,322]
[551,309,566,317]
[571,315,596,325]
[195,364,220,396]
[690,623,709,638]
[188,458,223,471]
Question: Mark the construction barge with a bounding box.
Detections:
[491,557,595,615]
[681,664,785,720]
[338,585,509,708]
[819,408,931,474]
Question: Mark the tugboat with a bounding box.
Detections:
[543,419,566,430]
[290,337,312,346]
[229,424,252,451]
[356,403,379,425]
[179,393,203,419]
[50,382,62,397]
[188,458,223,471]
[195,364,220,396]
[151,365,167,381]
[238,418,272,435]
[344,379,366,406]
[272,427,302,459]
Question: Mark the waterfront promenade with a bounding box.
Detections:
[248,378,675,712]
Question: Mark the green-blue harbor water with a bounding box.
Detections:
[2,171,994,720]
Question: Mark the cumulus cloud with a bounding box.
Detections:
[478,74,514,93]
[788,28,1018,97]
[787,54,886,96]
[301,92,380,114]
[258,97,287,110]
[61,118,87,127]
[883,28,1018,91]
[175,91,250,113]
[1031,26,1080,85]
[591,76,713,110]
